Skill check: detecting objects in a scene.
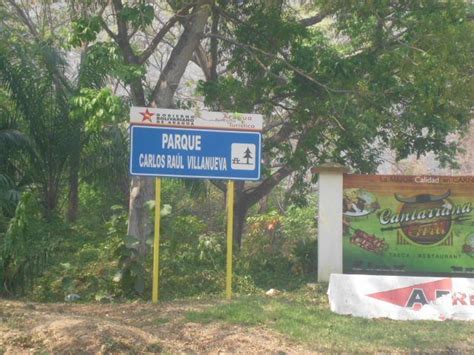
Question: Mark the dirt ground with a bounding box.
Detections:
[0,299,313,354]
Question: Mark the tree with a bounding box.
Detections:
[5,1,471,251]
[197,1,474,245]
[1,0,212,261]
[0,42,72,218]
[63,0,212,256]
[1,0,125,221]
[0,125,24,218]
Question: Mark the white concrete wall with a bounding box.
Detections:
[317,170,344,282]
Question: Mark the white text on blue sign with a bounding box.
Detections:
[130,126,261,180]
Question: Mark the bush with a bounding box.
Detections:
[1,192,69,296]
[30,204,230,301]
[238,202,317,290]
[158,214,226,299]
[3,179,318,302]
[30,205,129,302]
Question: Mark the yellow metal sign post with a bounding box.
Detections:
[226,180,235,300]
[152,177,161,303]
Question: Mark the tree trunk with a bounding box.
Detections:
[258,194,269,213]
[126,2,211,256]
[67,130,80,223]
[233,198,248,248]
[128,176,154,256]
[231,166,293,247]
[232,181,248,248]
[44,177,58,220]
[67,159,79,222]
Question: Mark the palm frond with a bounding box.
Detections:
[0,173,19,211]
[0,39,73,213]
[0,128,29,149]
[75,42,119,89]
[182,179,209,199]
[0,174,13,189]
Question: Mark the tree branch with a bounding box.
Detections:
[138,4,195,65]
[111,0,145,105]
[209,6,219,81]
[205,33,353,94]
[299,12,327,27]
[209,179,226,192]
[245,118,323,208]
[100,18,118,42]
[112,0,128,41]
[263,120,294,146]
[193,44,212,81]
[245,165,293,207]
[150,1,211,107]
[7,0,73,94]
[7,0,40,38]
[213,5,245,26]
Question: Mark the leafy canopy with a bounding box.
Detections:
[201,1,473,177]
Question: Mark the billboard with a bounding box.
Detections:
[343,175,474,277]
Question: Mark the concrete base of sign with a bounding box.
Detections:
[312,163,349,282]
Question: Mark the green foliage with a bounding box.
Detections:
[238,202,317,290]
[9,179,319,301]
[79,122,130,208]
[0,175,19,219]
[158,214,226,299]
[201,1,474,176]
[114,63,146,85]
[100,206,146,298]
[77,42,121,88]
[71,88,123,133]
[1,192,68,295]
[26,185,226,301]
[4,0,472,306]
[0,40,72,215]
[31,205,128,301]
[75,41,145,86]
[30,214,213,301]
[108,206,148,297]
[120,3,155,30]
[322,0,474,166]
[1,9,132,223]
[0,91,28,226]
[69,17,102,47]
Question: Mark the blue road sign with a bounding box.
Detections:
[130,126,261,180]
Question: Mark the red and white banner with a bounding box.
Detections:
[130,107,263,131]
[328,274,474,321]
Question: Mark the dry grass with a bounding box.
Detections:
[0,287,472,354]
